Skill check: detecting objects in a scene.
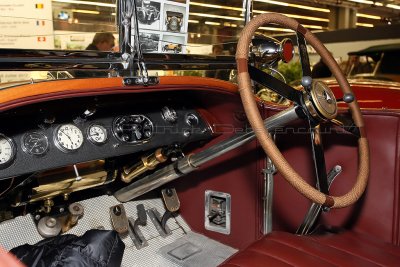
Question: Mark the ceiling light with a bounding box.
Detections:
[356,13,381,19]
[190,2,243,12]
[259,26,293,32]
[190,13,244,21]
[188,19,199,23]
[72,9,100,14]
[52,0,115,8]
[347,0,383,6]
[253,10,329,22]
[205,21,221,26]
[356,22,374,27]
[254,0,330,13]
[387,4,400,10]
[302,25,324,29]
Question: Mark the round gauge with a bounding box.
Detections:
[22,132,49,156]
[87,124,108,145]
[54,124,84,153]
[0,134,16,168]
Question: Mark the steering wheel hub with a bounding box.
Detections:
[306,81,338,120]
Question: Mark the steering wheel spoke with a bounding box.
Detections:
[309,121,329,194]
[248,64,303,105]
[296,33,312,92]
[331,114,361,138]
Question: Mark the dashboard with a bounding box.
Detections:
[0,93,213,180]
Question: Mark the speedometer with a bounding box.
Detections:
[0,134,16,168]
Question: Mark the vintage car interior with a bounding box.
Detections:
[1,2,400,266]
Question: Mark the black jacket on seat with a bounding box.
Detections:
[11,230,125,267]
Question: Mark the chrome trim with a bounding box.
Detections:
[0,50,237,71]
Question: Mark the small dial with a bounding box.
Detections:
[54,124,84,153]
[87,124,108,145]
[0,134,16,168]
[22,132,49,156]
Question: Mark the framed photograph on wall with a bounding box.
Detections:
[163,3,186,33]
[139,31,160,53]
[135,0,162,31]
[161,34,186,54]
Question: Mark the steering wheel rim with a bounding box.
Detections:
[236,13,370,209]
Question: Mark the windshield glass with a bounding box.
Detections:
[0,0,395,86]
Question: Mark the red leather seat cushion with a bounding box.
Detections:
[220,231,400,267]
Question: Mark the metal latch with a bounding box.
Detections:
[205,190,231,235]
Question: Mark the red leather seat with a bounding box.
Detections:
[220,231,400,267]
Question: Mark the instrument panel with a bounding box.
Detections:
[0,97,212,179]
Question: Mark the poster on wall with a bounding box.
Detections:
[0,0,54,49]
[132,0,189,54]
[0,0,54,83]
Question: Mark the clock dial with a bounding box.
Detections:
[87,124,108,145]
[0,134,16,168]
[22,132,49,156]
[54,124,84,153]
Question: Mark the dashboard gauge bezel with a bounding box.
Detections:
[53,124,84,153]
[87,124,108,145]
[112,115,154,144]
[0,133,16,169]
[21,131,49,157]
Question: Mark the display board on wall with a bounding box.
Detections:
[132,0,189,54]
[0,0,54,83]
[0,0,54,49]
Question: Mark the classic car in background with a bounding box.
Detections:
[345,43,400,82]
[0,2,400,267]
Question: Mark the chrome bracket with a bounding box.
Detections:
[262,152,276,235]
[123,76,159,86]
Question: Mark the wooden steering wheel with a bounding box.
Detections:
[236,13,369,208]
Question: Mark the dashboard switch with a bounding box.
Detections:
[161,106,178,124]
